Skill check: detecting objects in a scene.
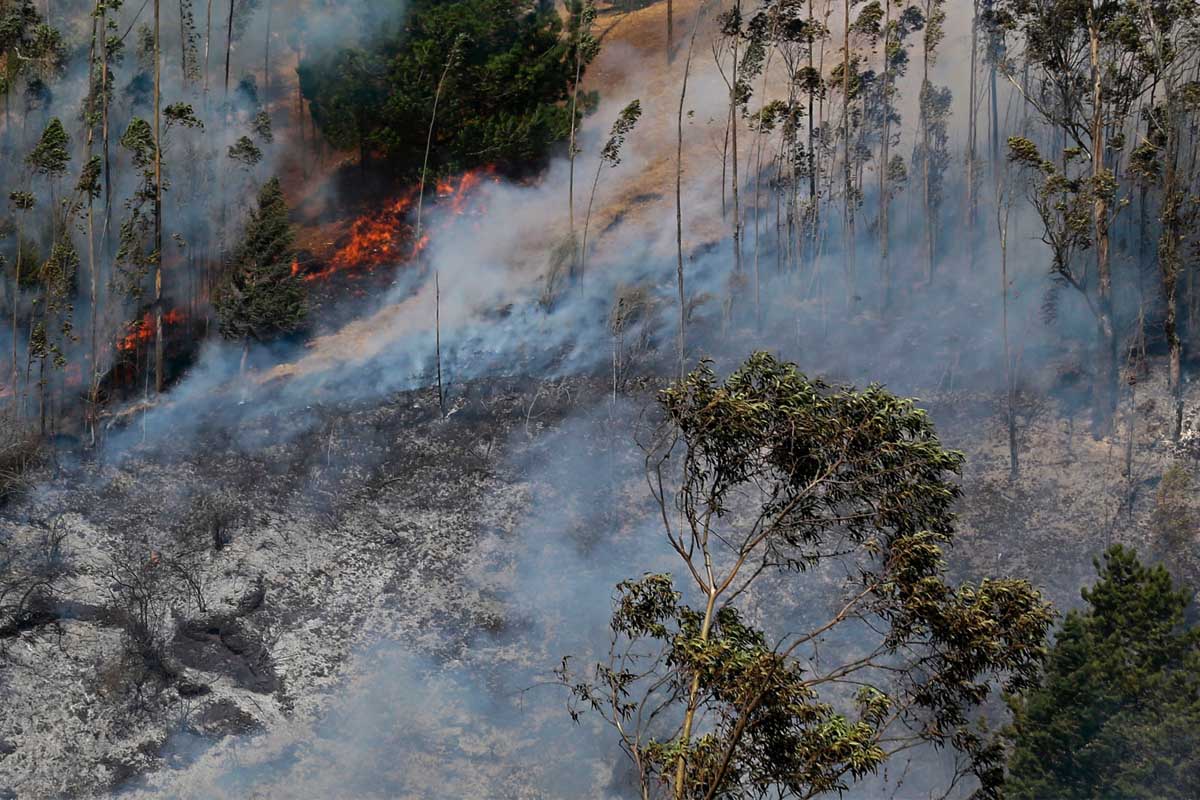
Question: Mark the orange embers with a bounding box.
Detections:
[117,308,187,353]
[301,166,498,283]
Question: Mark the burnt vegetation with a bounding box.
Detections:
[1,0,1200,798]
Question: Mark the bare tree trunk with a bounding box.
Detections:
[224,0,234,96]
[101,0,112,255]
[675,7,704,380]
[920,3,933,284]
[841,0,855,305]
[806,0,817,269]
[204,0,213,94]
[567,8,586,279]
[966,0,978,269]
[263,0,271,101]
[721,106,730,218]
[878,0,892,310]
[989,32,999,186]
[435,270,444,416]
[1159,71,1183,440]
[751,18,778,330]
[154,0,164,394]
[1088,10,1116,434]
[730,0,743,289]
[667,0,673,62]
[10,216,21,403]
[416,43,459,419]
[87,5,100,442]
[998,172,1017,478]
[674,583,719,800]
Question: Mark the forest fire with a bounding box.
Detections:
[117,309,188,353]
[299,166,497,284]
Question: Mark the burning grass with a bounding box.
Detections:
[295,166,499,284]
[117,309,189,354]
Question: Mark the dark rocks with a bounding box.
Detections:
[172,619,278,694]
[189,699,261,740]
[175,677,211,698]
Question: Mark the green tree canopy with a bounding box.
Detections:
[27,117,69,178]
[214,178,306,344]
[1006,545,1200,800]
[563,353,1052,799]
[298,0,592,176]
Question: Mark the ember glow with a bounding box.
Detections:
[300,166,497,283]
[117,309,188,353]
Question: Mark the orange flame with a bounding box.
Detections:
[117,309,188,353]
[299,166,497,283]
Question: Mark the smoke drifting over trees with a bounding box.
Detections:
[0,0,1200,797]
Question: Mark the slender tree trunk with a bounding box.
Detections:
[263,0,271,101]
[1159,76,1183,440]
[1088,10,1116,433]
[101,0,112,253]
[580,146,613,283]
[434,270,444,416]
[806,0,817,268]
[87,5,100,442]
[38,354,45,436]
[154,0,164,394]
[721,107,729,218]
[416,43,458,419]
[751,20,778,330]
[10,216,20,404]
[878,0,891,310]
[966,0,978,269]
[730,0,742,288]
[674,581,718,800]
[567,9,586,279]
[224,0,234,96]
[989,33,999,187]
[920,5,933,284]
[667,0,673,62]
[842,0,854,304]
[998,175,1017,477]
[203,0,213,95]
[179,0,189,83]
[675,8,703,380]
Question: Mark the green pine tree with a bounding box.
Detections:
[26,117,69,178]
[214,177,306,347]
[1006,545,1200,800]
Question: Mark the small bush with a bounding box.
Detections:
[0,429,43,507]
[1153,462,1196,558]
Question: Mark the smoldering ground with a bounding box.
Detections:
[2,0,1190,798]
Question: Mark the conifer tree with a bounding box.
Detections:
[213,177,305,361]
[27,116,68,233]
[1007,545,1200,800]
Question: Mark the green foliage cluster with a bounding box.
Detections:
[214,178,306,343]
[26,118,69,179]
[1006,545,1200,799]
[565,353,1052,799]
[1153,463,1196,557]
[298,0,592,176]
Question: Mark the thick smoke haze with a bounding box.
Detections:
[1,0,1164,798]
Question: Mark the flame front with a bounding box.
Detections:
[300,166,497,283]
[117,309,188,353]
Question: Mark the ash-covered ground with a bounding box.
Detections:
[1,358,1198,799]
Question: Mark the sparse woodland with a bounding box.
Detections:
[0,0,1198,797]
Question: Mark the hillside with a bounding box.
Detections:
[3,0,1200,798]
